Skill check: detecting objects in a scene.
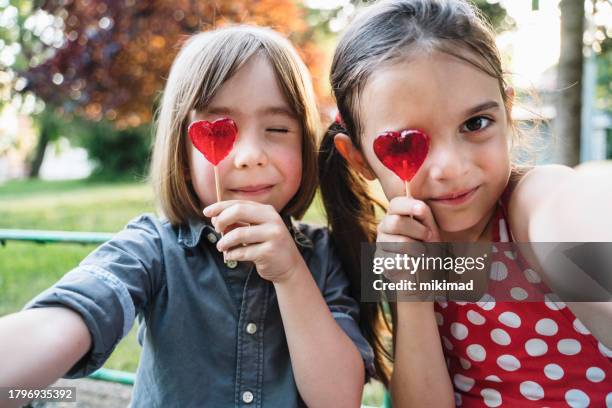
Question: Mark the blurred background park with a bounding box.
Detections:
[0,0,610,405]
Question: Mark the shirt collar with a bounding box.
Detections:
[177,213,313,250]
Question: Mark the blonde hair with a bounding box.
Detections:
[150,25,320,225]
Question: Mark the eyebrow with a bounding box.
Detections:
[465,100,500,116]
[204,106,296,118]
[259,106,296,118]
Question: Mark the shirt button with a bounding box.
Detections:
[206,232,218,243]
[246,323,257,334]
[242,391,254,404]
[226,259,238,269]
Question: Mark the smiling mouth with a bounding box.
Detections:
[430,186,479,204]
[229,184,274,194]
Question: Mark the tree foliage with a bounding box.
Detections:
[21,0,322,128]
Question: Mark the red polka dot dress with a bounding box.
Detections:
[434,190,612,407]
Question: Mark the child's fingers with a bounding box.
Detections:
[378,213,429,241]
[206,202,275,233]
[376,233,425,254]
[412,201,440,242]
[203,200,244,217]
[224,241,269,263]
[388,196,439,241]
[388,196,425,216]
[216,224,266,252]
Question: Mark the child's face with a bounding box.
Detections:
[359,51,511,233]
[188,55,303,212]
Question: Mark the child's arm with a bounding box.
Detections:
[273,259,365,408]
[205,201,366,408]
[391,302,454,408]
[509,162,612,347]
[0,214,164,390]
[0,307,91,388]
[378,196,454,408]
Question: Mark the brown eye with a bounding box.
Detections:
[461,116,492,133]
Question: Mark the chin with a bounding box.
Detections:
[434,211,482,235]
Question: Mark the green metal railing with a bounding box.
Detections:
[1,228,392,407]
[0,229,115,246]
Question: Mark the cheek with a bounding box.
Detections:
[474,134,511,176]
[275,144,303,191]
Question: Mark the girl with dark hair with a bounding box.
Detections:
[319,0,612,406]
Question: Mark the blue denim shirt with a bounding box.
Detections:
[24,213,375,407]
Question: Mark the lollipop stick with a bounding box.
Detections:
[404,179,411,198]
[213,165,227,262]
[214,166,222,202]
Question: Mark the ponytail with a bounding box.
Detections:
[318,121,393,386]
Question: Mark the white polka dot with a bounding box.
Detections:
[453,373,475,392]
[450,322,469,340]
[485,375,502,383]
[490,328,511,346]
[504,250,516,260]
[467,310,486,325]
[436,299,448,308]
[455,301,467,305]
[477,294,496,311]
[523,268,541,283]
[565,389,590,408]
[498,311,521,328]
[544,293,566,310]
[454,392,462,407]
[520,381,544,401]
[435,312,444,326]
[558,339,582,356]
[459,357,471,370]
[442,336,453,350]
[490,261,508,281]
[606,392,612,407]
[586,366,605,383]
[572,319,590,335]
[525,338,548,357]
[599,342,612,358]
[544,363,564,380]
[466,344,486,362]
[510,287,528,300]
[497,354,521,371]
[480,388,502,407]
[535,318,558,336]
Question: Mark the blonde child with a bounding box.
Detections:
[0,25,374,407]
[318,0,612,406]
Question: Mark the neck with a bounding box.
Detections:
[439,206,497,243]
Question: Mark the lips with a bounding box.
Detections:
[431,186,479,201]
[229,184,274,194]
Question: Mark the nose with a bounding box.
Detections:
[232,131,268,169]
[427,138,468,181]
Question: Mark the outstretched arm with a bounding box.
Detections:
[0,307,91,406]
[509,162,612,347]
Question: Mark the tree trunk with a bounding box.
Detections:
[28,124,50,178]
[554,0,585,166]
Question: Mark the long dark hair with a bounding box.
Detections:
[319,0,508,387]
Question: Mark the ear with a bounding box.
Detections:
[334,133,376,181]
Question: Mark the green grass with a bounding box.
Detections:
[0,179,385,405]
[0,179,155,375]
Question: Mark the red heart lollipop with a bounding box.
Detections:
[373,129,430,182]
[188,118,237,165]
